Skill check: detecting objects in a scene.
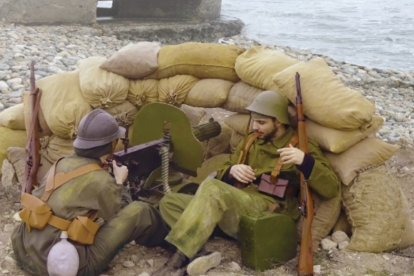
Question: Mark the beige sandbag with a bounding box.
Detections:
[343,165,414,252]
[229,131,244,153]
[103,101,138,127]
[7,147,26,184]
[184,79,234,108]
[180,104,206,127]
[235,46,300,90]
[332,209,352,237]
[146,42,245,82]
[325,137,399,185]
[77,56,129,108]
[272,57,376,130]
[6,146,53,185]
[224,114,251,135]
[296,190,341,249]
[306,115,384,153]
[100,42,161,79]
[128,79,159,109]
[37,72,92,139]
[189,154,231,184]
[203,123,232,160]
[23,91,52,138]
[1,159,18,189]
[222,81,263,114]
[0,127,26,176]
[40,135,74,164]
[0,104,25,130]
[158,75,199,106]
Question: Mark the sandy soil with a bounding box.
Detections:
[0,142,413,276]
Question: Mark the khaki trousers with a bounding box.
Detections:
[159,179,274,258]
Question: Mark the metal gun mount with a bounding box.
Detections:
[112,102,221,202]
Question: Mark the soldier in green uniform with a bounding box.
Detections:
[153,90,341,276]
[12,109,168,276]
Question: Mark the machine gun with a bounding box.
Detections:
[109,102,221,203]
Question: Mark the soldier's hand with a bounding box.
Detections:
[113,160,128,185]
[277,144,305,165]
[230,164,256,183]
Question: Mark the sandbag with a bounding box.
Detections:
[222,81,263,114]
[158,75,199,106]
[306,115,384,153]
[203,123,232,160]
[1,159,18,189]
[296,190,341,249]
[23,91,52,138]
[100,42,161,79]
[235,46,300,90]
[189,154,231,184]
[184,79,234,108]
[325,137,399,185]
[40,135,74,164]
[224,114,251,135]
[128,79,159,109]
[0,127,26,176]
[0,104,25,130]
[103,101,138,127]
[7,147,26,185]
[180,104,206,127]
[343,165,414,252]
[77,56,129,108]
[146,42,245,82]
[272,57,376,130]
[37,72,92,139]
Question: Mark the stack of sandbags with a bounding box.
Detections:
[324,138,414,252]
[0,105,27,179]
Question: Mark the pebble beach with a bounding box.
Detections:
[0,23,413,144]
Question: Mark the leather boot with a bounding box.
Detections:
[152,250,189,276]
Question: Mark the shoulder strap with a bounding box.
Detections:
[41,160,102,202]
[237,133,259,164]
[270,133,299,182]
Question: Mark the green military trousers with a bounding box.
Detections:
[12,201,168,276]
[159,179,275,259]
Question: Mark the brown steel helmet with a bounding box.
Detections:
[246,90,290,125]
[73,109,125,149]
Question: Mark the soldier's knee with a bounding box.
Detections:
[198,179,225,193]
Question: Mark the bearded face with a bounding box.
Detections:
[252,117,278,140]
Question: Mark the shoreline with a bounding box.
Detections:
[0,23,413,144]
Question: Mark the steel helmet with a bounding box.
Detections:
[47,231,79,276]
[73,109,125,149]
[246,90,290,125]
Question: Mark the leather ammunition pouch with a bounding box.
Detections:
[67,214,100,245]
[20,159,102,245]
[258,174,289,198]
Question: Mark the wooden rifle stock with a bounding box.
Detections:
[22,61,42,195]
[296,72,314,276]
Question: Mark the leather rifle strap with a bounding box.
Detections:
[270,133,299,182]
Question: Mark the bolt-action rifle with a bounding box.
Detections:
[22,61,42,195]
[296,72,314,276]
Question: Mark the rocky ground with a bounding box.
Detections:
[0,23,414,276]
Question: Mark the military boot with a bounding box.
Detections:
[151,250,189,276]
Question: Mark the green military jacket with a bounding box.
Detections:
[11,155,131,276]
[217,127,340,220]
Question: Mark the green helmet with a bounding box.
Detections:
[246,90,290,125]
